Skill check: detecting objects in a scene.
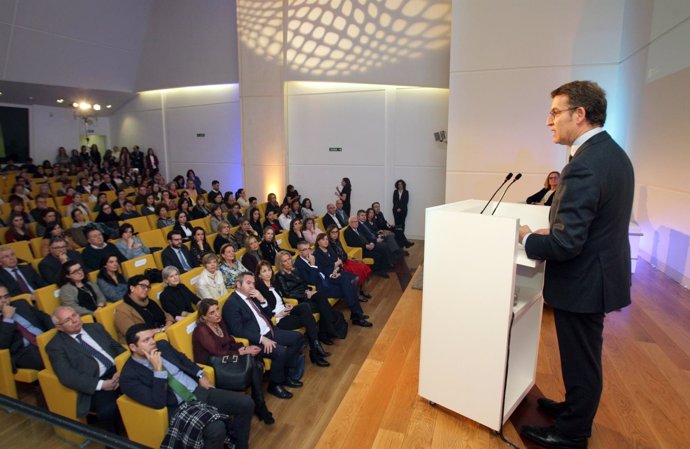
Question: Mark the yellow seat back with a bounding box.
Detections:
[121,215,152,233]
[180,267,203,294]
[166,313,199,360]
[93,300,123,342]
[4,240,34,262]
[34,284,61,315]
[121,254,156,278]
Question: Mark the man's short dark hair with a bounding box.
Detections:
[551,80,607,127]
[212,180,219,185]
[357,209,366,215]
[235,271,254,285]
[125,323,151,346]
[371,202,380,208]
[167,229,183,240]
[84,227,102,239]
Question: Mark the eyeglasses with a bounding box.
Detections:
[50,245,68,250]
[137,283,151,290]
[56,313,80,325]
[68,267,84,275]
[0,293,11,299]
[548,107,578,119]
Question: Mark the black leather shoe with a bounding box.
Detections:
[362,314,369,319]
[360,291,372,299]
[267,384,293,399]
[320,337,334,345]
[352,318,373,327]
[310,351,331,367]
[520,425,588,449]
[284,378,303,388]
[405,241,415,248]
[254,402,275,425]
[537,397,568,418]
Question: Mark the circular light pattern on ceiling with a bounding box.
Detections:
[237,0,451,77]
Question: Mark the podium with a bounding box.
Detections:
[418,199,550,431]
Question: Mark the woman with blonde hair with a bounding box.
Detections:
[196,253,228,300]
[526,171,560,206]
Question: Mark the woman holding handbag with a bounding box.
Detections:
[192,298,275,425]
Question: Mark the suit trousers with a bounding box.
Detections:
[261,327,303,385]
[323,273,363,320]
[553,308,605,438]
[87,389,122,435]
[14,345,44,370]
[194,385,254,449]
[306,292,337,338]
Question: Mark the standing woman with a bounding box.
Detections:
[392,179,409,231]
[335,177,352,216]
[145,148,159,173]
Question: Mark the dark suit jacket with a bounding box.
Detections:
[38,251,84,284]
[393,189,409,213]
[161,245,199,273]
[524,131,634,314]
[0,265,47,296]
[222,291,273,346]
[46,323,125,417]
[313,247,339,278]
[294,257,326,289]
[344,226,369,250]
[0,299,53,363]
[81,243,126,272]
[120,340,202,410]
[322,213,341,230]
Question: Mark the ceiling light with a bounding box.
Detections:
[72,102,79,108]
[0,92,3,96]
[56,98,64,103]
[93,104,101,111]
[79,102,91,110]
[106,104,112,109]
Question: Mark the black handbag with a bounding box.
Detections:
[207,354,253,391]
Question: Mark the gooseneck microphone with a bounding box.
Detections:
[491,173,522,215]
[480,173,513,214]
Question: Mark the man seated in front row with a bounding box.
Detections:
[46,306,124,434]
[119,324,253,449]
[0,283,53,370]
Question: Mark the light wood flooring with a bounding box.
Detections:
[3,246,689,449]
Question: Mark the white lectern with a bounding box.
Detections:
[418,199,550,431]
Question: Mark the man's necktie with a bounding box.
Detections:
[75,334,114,371]
[246,298,274,337]
[176,249,192,271]
[12,268,31,294]
[166,372,196,402]
[15,321,38,346]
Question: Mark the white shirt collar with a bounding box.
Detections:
[570,127,604,157]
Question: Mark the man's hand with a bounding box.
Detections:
[146,349,164,371]
[535,228,550,235]
[305,289,315,299]
[366,243,374,250]
[102,373,120,391]
[260,336,277,354]
[198,375,214,389]
[58,253,69,264]
[2,303,15,319]
[518,225,532,244]
[244,345,261,356]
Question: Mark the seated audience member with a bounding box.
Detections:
[99,173,117,191]
[7,199,33,225]
[207,180,222,204]
[190,195,210,220]
[93,192,109,213]
[283,184,301,206]
[278,204,292,230]
[0,283,53,370]
[209,205,225,234]
[114,275,173,343]
[177,196,191,215]
[226,203,243,227]
[94,203,120,238]
[58,261,107,316]
[371,201,414,248]
[322,203,343,230]
[120,324,254,449]
[214,220,239,253]
[133,185,149,205]
[29,195,51,222]
[173,210,194,241]
[97,255,129,302]
[313,232,362,302]
[119,200,140,219]
[218,244,248,289]
[526,171,560,206]
[287,218,304,248]
[162,230,199,273]
[156,204,175,228]
[364,208,406,257]
[344,216,392,277]
[234,219,258,249]
[40,223,79,257]
[192,298,274,424]
[326,225,372,298]
[0,247,47,297]
[66,192,91,218]
[190,227,213,263]
[110,190,128,210]
[140,194,157,216]
[294,240,372,327]
[235,189,250,209]
[247,196,259,212]
[160,265,200,320]
[36,207,61,237]
[81,228,127,272]
[114,223,151,259]
[263,209,281,233]
[196,254,229,300]
[259,227,285,265]
[5,214,34,243]
[247,207,263,236]
[290,200,302,220]
[300,198,316,219]
[334,200,349,226]
[302,217,324,244]
[255,260,330,367]
[39,237,84,284]
[266,193,281,217]
[222,272,304,400]
[241,236,264,275]
[46,306,125,434]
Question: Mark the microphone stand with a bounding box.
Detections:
[491,174,522,215]
[480,173,513,214]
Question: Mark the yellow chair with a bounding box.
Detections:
[120,215,152,233]
[314,216,325,233]
[0,315,40,399]
[179,267,203,294]
[160,225,174,236]
[276,230,294,251]
[139,228,167,249]
[121,254,156,278]
[153,250,164,270]
[205,233,217,250]
[189,218,209,233]
[0,227,8,244]
[34,284,61,315]
[31,257,43,274]
[29,236,44,259]
[145,214,159,230]
[257,202,268,218]
[4,240,34,262]
[148,282,165,307]
[114,352,169,448]
[339,227,374,265]
[93,300,124,343]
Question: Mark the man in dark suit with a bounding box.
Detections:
[294,241,372,327]
[372,201,413,248]
[0,284,53,370]
[322,203,344,230]
[46,306,125,433]
[120,324,253,449]
[222,272,304,399]
[99,173,117,191]
[162,230,199,273]
[0,247,47,297]
[334,199,349,226]
[39,237,84,284]
[81,228,126,272]
[344,216,392,277]
[519,81,634,449]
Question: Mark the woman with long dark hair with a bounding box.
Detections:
[97,255,128,302]
[335,177,352,216]
[58,260,106,315]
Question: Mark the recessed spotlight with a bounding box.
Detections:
[0,91,3,96]
[93,104,101,111]
[79,102,91,110]
[56,98,64,103]
[72,102,79,108]
[106,105,112,109]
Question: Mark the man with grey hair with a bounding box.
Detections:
[0,247,46,297]
[39,236,84,284]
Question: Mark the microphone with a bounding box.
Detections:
[491,173,522,215]
[480,173,513,214]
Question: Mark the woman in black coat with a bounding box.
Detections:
[393,179,409,231]
[526,171,560,206]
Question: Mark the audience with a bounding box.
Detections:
[97,255,129,302]
[159,265,199,320]
[114,275,173,343]
[57,260,107,316]
[195,253,228,300]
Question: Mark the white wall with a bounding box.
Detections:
[109,85,243,194]
[286,82,448,239]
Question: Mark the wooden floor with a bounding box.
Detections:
[3,249,689,449]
